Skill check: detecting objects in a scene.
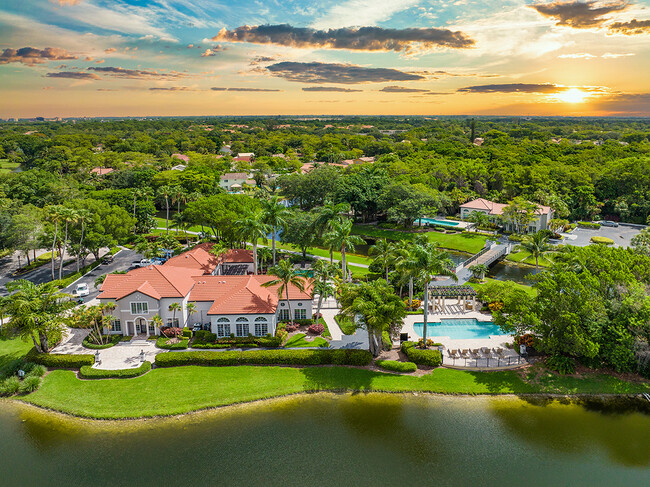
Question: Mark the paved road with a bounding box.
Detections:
[0,248,141,298]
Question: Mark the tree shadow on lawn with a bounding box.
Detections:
[460,368,536,394]
[299,366,376,393]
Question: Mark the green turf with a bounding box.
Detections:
[257,239,371,266]
[154,217,204,233]
[0,336,33,377]
[21,364,650,419]
[334,314,357,335]
[0,159,20,174]
[352,225,487,254]
[284,333,329,348]
[505,249,553,267]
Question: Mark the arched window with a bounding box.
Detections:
[236,317,249,337]
[254,317,268,337]
[216,317,230,338]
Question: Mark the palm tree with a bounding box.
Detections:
[151,314,163,336]
[519,231,553,274]
[468,263,489,282]
[311,260,340,322]
[46,205,65,280]
[172,186,187,216]
[369,238,396,283]
[58,207,79,280]
[5,280,72,352]
[168,302,182,329]
[467,210,491,229]
[261,195,289,265]
[322,218,365,281]
[235,210,270,274]
[312,201,351,262]
[404,242,457,346]
[185,301,198,327]
[75,209,92,271]
[157,185,173,235]
[257,247,272,273]
[172,212,189,242]
[261,260,306,323]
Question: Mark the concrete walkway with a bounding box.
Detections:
[320,304,369,350]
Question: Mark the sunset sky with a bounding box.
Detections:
[1,0,648,117]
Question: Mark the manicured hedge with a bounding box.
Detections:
[79,361,152,379]
[156,337,189,349]
[578,221,601,229]
[25,348,94,369]
[191,334,282,349]
[375,359,417,373]
[590,236,614,245]
[400,341,442,367]
[155,349,372,367]
[82,334,121,349]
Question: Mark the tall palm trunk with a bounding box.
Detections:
[165,198,170,235]
[133,196,137,234]
[77,220,86,272]
[252,242,258,274]
[285,286,293,322]
[272,225,277,265]
[341,244,347,281]
[422,278,429,346]
[408,277,413,307]
[329,249,333,264]
[59,221,69,280]
[51,221,58,280]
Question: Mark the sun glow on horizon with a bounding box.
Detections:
[554,88,589,104]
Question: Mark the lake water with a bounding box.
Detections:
[1,394,649,486]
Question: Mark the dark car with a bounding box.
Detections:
[600,220,619,227]
[102,254,114,264]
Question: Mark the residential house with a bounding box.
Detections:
[219,172,255,192]
[90,167,114,176]
[460,198,553,232]
[98,244,312,337]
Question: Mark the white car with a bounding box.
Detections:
[75,283,90,297]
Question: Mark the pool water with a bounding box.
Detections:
[417,218,460,227]
[414,318,505,339]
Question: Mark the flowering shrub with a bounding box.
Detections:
[284,324,298,332]
[488,301,504,312]
[416,338,437,348]
[515,334,535,347]
[161,327,183,338]
[308,323,325,335]
[312,313,323,319]
[403,299,421,311]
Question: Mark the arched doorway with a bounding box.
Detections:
[135,317,148,336]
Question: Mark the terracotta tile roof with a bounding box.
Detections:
[221,172,248,180]
[98,266,200,300]
[189,275,312,314]
[164,243,219,274]
[221,248,254,264]
[90,167,114,175]
[460,198,551,216]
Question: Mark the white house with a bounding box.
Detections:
[98,244,312,337]
[460,198,553,232]
[219,172,256,192]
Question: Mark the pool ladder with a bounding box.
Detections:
[643,393,650,403]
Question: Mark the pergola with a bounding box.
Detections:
[428,285,478,313]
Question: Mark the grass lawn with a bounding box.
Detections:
[257,239,372,267]
[0,336,33,377]
[335,314,357,335]
[284,333,329,348]
[0,159,20,174]
[352,225,487,254]
[506,249,553,268]
[154,217,204,234]
[469,278,537,298]
[21,364,650,419]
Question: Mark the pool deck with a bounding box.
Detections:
[401,308,521,368]
[414,217,472,230]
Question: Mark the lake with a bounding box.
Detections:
[1,394,649,486]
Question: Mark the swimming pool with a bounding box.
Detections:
[413,318,504,340]
[417,218,460,227]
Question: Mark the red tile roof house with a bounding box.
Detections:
[460,198,553,233]
[98,245,312,338]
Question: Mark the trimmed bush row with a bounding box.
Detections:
[590,236,614,245]
[79,361,152,379]
[25,348,94,368]
[82,334,121,349]
[375,359,417,373]
[155,349,372,367]
[578,221,601,229]
[156,337,189,349]
[400,341,442,367]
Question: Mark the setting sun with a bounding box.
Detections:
[555,88,589,103]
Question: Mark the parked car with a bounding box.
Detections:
[600,220,619,227]
[75,283,90,297]
[102,254,114,264]
[131,258,154,268]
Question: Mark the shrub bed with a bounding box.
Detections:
[25,348,94,368]
[79,361,152,379]
[375,359,417,373]
[191,332,282,349]
[400,341,442,367]
[334,314,357,335]
[578,221,601,229]
[82,334,121,349]
[590,236,614,245]
[156,337,189,349]
[155,349,372,367]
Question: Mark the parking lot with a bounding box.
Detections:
[562,224,643,248]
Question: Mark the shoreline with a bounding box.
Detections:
[8,390,650,423]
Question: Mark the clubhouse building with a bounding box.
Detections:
[98,244,312,338]
[460,198,554,232]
